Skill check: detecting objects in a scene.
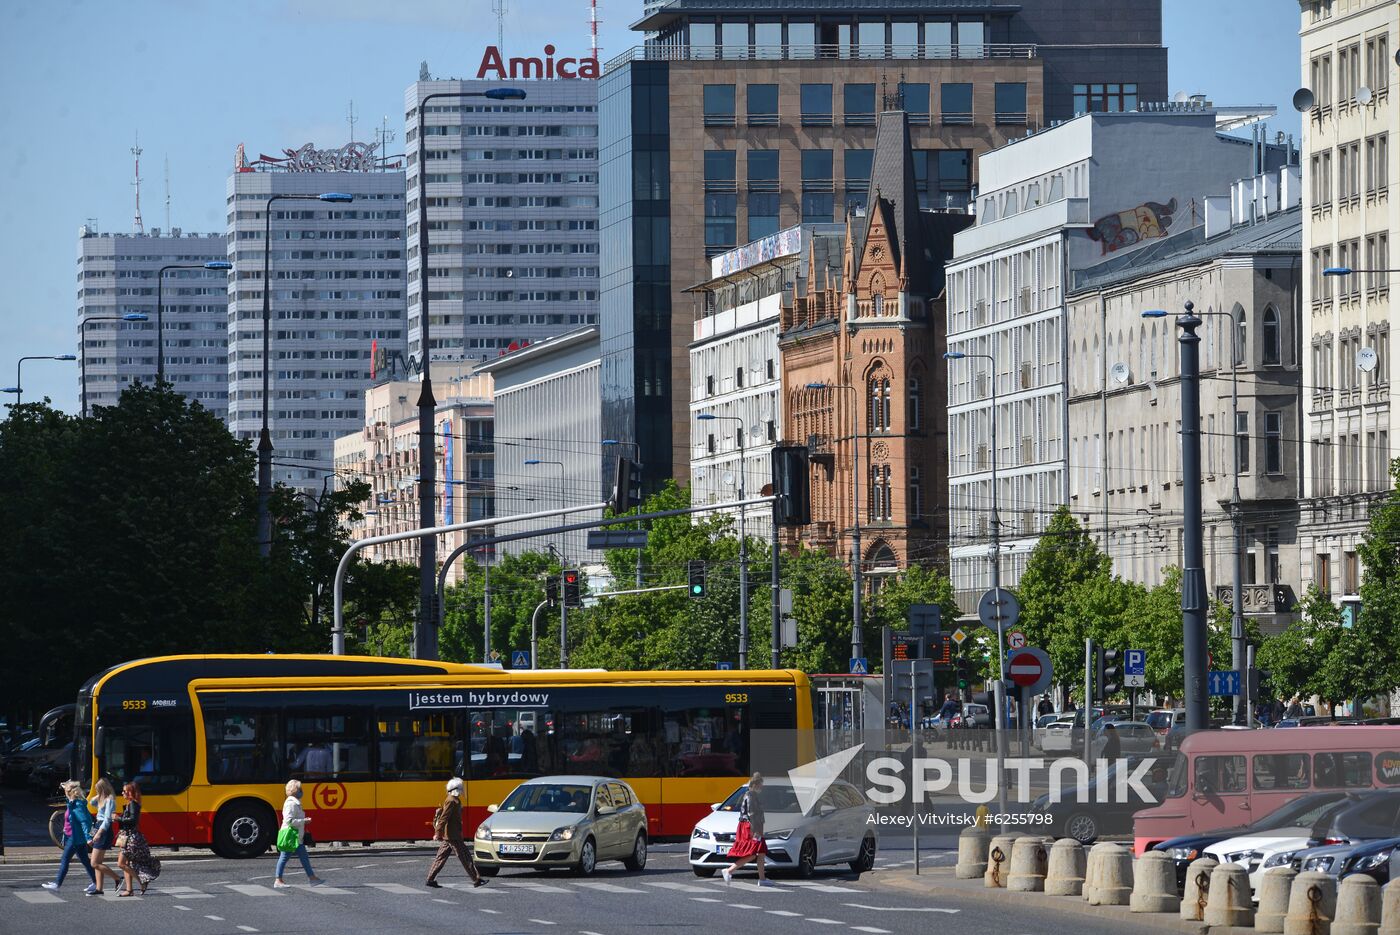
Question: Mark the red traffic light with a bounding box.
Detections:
[564,571,578,584]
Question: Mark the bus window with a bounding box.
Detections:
[285,712,372,781]
[468,709,554,780]
[664,705,747,777]
[205,711,283,784]
[99,711,193,794]
[558,709,649,779]
[1253,753,1310,790]
[1194,755,1246,795]
[1315,752,1373,788]
[376,712,458,781]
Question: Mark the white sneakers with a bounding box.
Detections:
[40,882,59,891]
[273,880,290,888]
[721,867,732,884]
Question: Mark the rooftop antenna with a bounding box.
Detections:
[164,155,171,232]
[347,100,358,145]
[491,0,507,49]
[131,133,144,233]
[377,115,397,171]
[589,0,600,59]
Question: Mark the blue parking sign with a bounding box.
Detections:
[1125,650,1145,675]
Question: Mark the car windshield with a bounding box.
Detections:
[718,783,804,815]
[500,783,593,813]
[1146,712,1172,729]
[1256,793,1351,831]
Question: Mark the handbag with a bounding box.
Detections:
[115,832,129,849]
[275,826,300,853]
[303,830,315,848]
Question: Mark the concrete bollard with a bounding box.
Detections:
[1284,871,1338,935]
[1257,867,1299,933]
[1082,841,1116,903]
[1087,843,1133,906]
[984,833,1018,889]
[1180,857,1220,922]
[1379,880,1400,935]
[954,824,991,880]
[1130,849,1182,913]
[1333,875,1382,935]
[1204,862,1256,928]
[1045,838,1087,897]
[1007,836,1050,892]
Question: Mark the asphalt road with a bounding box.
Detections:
[2,841,1138,935]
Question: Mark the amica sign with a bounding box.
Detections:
[477,45,600,80]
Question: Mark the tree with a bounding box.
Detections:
[1353,457,1400,704]
[344,561,420,657]
[1016,507,1110,689]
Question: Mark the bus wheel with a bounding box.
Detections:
[214,800,276,859]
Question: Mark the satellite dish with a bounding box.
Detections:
[1357,346,1378,373]
[1357,86,1373,105]
[722,471,735,487]
[1292,87,1316,112]
[1172,90,1190,103]
[1110,362,1131,385]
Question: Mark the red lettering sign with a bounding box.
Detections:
[477,44,599,80]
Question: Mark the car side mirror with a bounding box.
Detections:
[597,804,615,816]
[710,803,721,811]
[487,803,498,814]
[819,804,836,817]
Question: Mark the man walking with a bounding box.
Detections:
[426,777,485,889]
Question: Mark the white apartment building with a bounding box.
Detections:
[405,74,599,364]
[334,365,494,586]
[1298,0,1398,603]
[944,106,1270,607]
[77,227,229,418]
[225,152,407,492]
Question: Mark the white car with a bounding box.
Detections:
[689,779,877,879]
[1204,826,1318,897]
[1038,714,1078,752]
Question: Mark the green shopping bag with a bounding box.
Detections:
[275,826,300,853]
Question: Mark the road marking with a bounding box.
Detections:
[767,910,803,917]
[806,919,844,925]
[691,896,724,903]
[529,920,558,926]
[237,927,259,933]
[353,864,377,869]
[497,880,572,893]
[295,884,355,895]
[162,886,214,899]
[843,904,959,914]
[785,882,865,893]
[366,882,421,895]
[480,908,502,914]
[174,906,191,911]
[15,892,63,904]
[432,898,456,904]
[849,928,891,934]
[225,884,279,897]
[573,881,646,893]
[205,916,225,921]
[642,881,713,893]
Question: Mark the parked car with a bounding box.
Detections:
[473,776,649,876]
[1032,753,1176,844]
[1289,836,1400,884]
[1036,714,1078,753]
[689,778,876,879]
[1092,720,1160,756]
[25,743,71,797]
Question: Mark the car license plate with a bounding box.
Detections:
[498,844,536,855]
[715,845,729,855]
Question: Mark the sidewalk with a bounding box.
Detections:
[875,864,1254,935]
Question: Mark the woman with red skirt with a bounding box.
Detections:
[723,773,772,886]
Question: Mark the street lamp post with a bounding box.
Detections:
[602,438,644,588]
[413,85,527,662]
[526,457,567,665]
[255,191,355,561]
[698,413,749,668]
[806,382,863,662]
[6,355,77,407]
[1171,302,1210,731]
[80,314,148,416]
[156,261,231,385]
[1146,306,1246,722]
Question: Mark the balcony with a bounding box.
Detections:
[604,43,1039,75]
[1214,584,1295,615]
[807,432,835,465]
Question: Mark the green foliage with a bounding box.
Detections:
[1016,507,1110,691]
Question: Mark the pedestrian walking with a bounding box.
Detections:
[115,782,161,896]
[42,780,96,892]
[86,778,122,895]
[722,773,771,886]
[1037,695,1054,717]
[425,777,485,889]
[1099,722,1121,760]
[273,779,324,888]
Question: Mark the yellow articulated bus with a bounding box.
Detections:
[73,654,812,857]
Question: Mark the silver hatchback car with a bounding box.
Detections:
[474,776,649,876]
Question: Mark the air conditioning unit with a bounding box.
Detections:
[1019,287,1032,314]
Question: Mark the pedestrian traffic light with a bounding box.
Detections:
[544,575,559,609]
[609,456,644,514]
[956,657,970,691]
[562,569,582,608]
[1095,647,1122,700]
[771,444,812,526]
[687,560,706,598]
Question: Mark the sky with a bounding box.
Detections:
[0,0,1304,413]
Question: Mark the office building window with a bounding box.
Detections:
[869,465,891,521]
[1366,232,1390,293]
[899,81,930,124]
[1343,550,1359,594]
[1311,150,1334,209]
[995,82,1028,124]
[941,83,972,124]
[720,21,748,59]
[1310,53,1333,106]
[1366,33,1390,92]
[748,149,779,184]
[1262,306,1281,364]
[1316,552,1331,594]
[1072,83,1138,114]
[801,83,833,126]
[844,148,872,213]
[1265,412,1282,474]
[801,149,834,222]
[1236,411,1250,473]
[908,465,922,519]
[1266,527,1280,583]
[891,21,917,55]
[704,151,737,250]
[844,83,876,126]
[703,85,736,126]
[747,149,779,238]
[753,20,781,58]
[938,149,972,194]
[956,20,984,58]
[926,21,952,58]
[908,377,921,429]
[746,84,778,126]
[1365,133,1388,194]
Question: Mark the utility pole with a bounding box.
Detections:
[1177,302,1210,731]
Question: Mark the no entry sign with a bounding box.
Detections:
[1008,647,1053,694]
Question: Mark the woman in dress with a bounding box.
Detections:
[116,782,161,895]
[722,773,772,886]
[87,778,122,895]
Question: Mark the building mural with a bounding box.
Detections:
[1086,197,1177,254]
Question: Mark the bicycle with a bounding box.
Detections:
[47,799,66,849]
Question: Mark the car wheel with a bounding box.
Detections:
[692,866,717,878]
[798,838,818,879]
[575,837,597,876]
[623,833,648,871]
[213,800,276,859]
[477,865,499,877]
[849,834,876,874]
[1065,812,1098,845]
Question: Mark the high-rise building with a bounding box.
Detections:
[1297,0,1397,604]
[944,107,1280,609]
[76,227,229,418]
[598,0,1169,490]
[225,145,407,492]
[404,74,599,366]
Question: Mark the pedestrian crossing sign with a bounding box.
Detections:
[511,650,531,669]
[849,657,869,675]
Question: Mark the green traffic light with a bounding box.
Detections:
[691,585,703,595]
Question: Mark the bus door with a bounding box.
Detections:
[1190,753,1251,831]
[95,695,194,845]
[284,711,375,843]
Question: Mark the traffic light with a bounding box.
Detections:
[609,457,644,514]
[771,444,812,526]
[1094,647,1122,701]
[687,560,707,599]
[956,657,970,691]
[544,575,559,609]
[562,569,582,608]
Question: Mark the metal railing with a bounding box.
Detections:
[605,42,1038,74]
